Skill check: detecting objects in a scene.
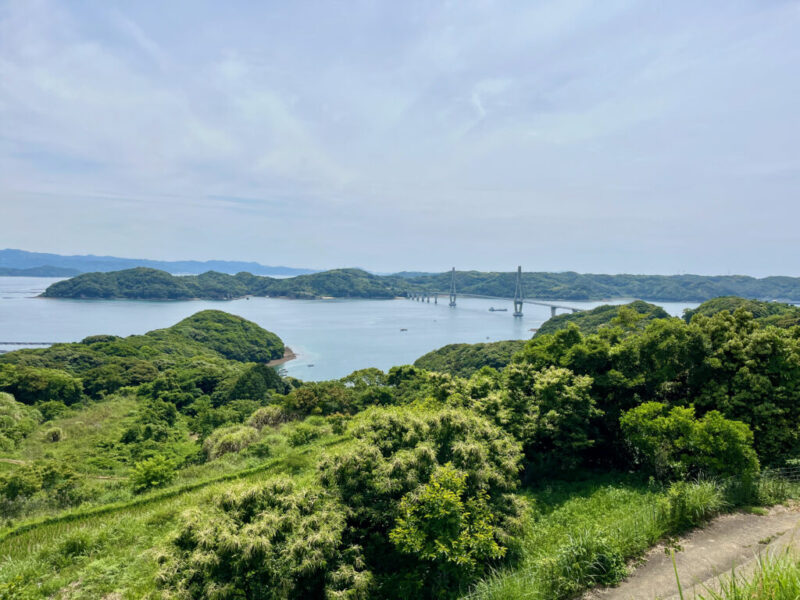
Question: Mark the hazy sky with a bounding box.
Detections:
[1,1,799,275]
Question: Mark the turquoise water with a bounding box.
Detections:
[0,277,697,381]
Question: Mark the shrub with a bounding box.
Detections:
[389,464,506,598]
[158,478,372,599]
[44,427,63,442]
[551,532,627,594]
[246,405,287,430]
[318,406,526,596]
[131,455,174,494]
[36,400,67,421]
[0,392,41,449]
[663,480,726,530]
[286,422,322,447]
[202,424,259,459]
[621,402,759,480]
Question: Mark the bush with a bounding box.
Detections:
[35,400,67,421]
[286,422,322,447]
[551,532,627,594]
[0,392,41,449]
[389,464,507,598]
[202,424,259,459]
[131,455,174,493]
[247,405,287,430]
[158,478,372,599]
[663,480,726,530]
[621,402,760,480]
[318,406,526,596]
[44,427,63,442]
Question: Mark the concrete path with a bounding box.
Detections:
[585,503,800,600]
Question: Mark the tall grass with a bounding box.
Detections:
[465,477,733,600]
[679,550,800,599]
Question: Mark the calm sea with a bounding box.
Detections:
[0,277,698,381]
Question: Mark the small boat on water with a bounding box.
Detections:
[400,328,408,331]
[488,307,508,312]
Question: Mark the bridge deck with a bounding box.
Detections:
[424,292,582,312]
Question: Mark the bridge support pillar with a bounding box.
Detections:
[449,267,457,307]
[551,306,557,317]
[434,294,437,304]
[513,265,524,317]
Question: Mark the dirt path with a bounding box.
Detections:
[585,504,800,600]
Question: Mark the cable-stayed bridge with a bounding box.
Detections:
[407,266,583,316]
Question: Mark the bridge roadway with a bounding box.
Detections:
[410,291,582,315]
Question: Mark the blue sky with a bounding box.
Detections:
[1,0,799,274]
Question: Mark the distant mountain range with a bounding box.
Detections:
[0,249,316,277]
[0,265,82,277]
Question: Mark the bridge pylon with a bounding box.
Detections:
[449,267,457,307]
[513,265,524,317]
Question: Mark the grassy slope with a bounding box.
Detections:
[465,476,667,599]
[0,424,347,599]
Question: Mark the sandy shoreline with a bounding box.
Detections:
[266,346,297,367]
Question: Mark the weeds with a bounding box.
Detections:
[677,549,800,599]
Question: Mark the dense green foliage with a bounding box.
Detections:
[42,266,800,301]
[401,271,800,301]
[414,341,526,378]
[534,300,669,337]
[620,402,759,480]
[43,267,409,300]
[0,392,40,450]
[159,479,370,600]
[1,299,799,599]
[684,296,800,327]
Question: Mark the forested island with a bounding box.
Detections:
[41,266,800,302]
[1,298,799,598]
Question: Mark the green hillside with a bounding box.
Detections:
[684,296,800,327]
[41,267,800,302]
[535,300,670,337]
[414,340,526,378]
[1,302,799,599]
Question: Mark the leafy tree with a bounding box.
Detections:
[318,406,525,597]
[0,364,83,405]
[220,363,288,402]
[472,365,601,471]
[620,402,759,480]
[131,454,174,493]
[389,464,506,598]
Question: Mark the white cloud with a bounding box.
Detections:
[1,0,799,274]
